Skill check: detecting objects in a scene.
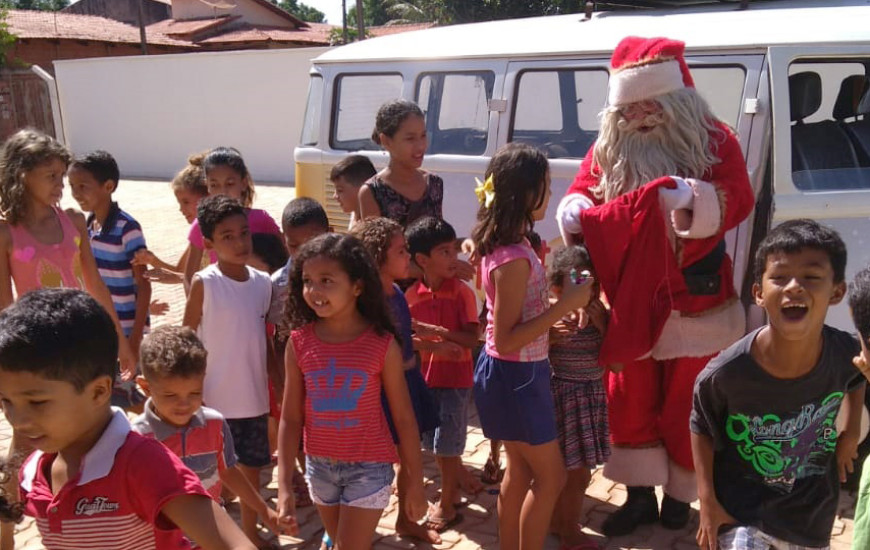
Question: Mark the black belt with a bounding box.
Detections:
[682,239,725,296]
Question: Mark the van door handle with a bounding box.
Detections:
[488,99,507,112]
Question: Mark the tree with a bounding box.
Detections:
[347,0,585,26]
[270,0,326,23]
[0,0,69,9]
[0,8,16,68]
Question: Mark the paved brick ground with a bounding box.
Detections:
[0,179,859,549]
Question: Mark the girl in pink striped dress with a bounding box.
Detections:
[276,233,427,549]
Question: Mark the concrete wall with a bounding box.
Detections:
[54,46,329,183]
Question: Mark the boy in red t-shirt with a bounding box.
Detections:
[405,216,480,532]
[0,288,256,550]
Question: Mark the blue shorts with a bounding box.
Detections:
[473,354,557,445]
[305,455,395,509]
[718,526,827,550]
[422,388,470,457]
[227,414,270,468]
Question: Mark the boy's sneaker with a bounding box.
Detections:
[659,494,690,530]
[601,486,659,537]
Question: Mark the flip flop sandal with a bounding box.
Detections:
[423,512,464,533]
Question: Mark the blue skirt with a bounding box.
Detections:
[473,353,558,445]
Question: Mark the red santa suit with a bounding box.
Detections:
[557,37,755,503]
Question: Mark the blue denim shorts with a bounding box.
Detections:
[422,387,470,457]
[305,455,395,509]
[718,526,828,550]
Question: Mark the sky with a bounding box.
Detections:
[302,0,346,25]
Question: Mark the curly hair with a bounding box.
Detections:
[548,244,593,288]
[284,233,398,341]
[171,152,208,197]
[0,461,23,523]
[0,129,72,225]
[471,142,549,257]
[372,99,424,145]
[350,217,403,267]
[140,326,208,380]
[196,195,246,241]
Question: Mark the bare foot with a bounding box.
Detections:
[396,516,442,544]
[458,466,484,495]
[560,525,600,549]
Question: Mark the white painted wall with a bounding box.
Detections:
[54,47,330,183]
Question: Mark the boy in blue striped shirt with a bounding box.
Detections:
[70,150,150,412]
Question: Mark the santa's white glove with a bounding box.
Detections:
[658,176,694,211]
[556,194,594,241]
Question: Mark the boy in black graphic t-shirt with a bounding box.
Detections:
[691,220,865,550]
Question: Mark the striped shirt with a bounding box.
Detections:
[291,324,398,463]
[20,409,208,550]
[87,202,148,337]
[132,401,238,501]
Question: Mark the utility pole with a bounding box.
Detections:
[138,0,148,54]
[355,0,364,41]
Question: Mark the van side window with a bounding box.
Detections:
[301,75,323,147]
[510,69,609,158]
[416,72,494,155]
[332,73,403,151]
[690,66,746,129]
[788,59,870,191]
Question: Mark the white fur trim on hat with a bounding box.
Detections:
[608,59,684,106]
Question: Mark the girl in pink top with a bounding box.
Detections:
[0,129,137,550]
[182,146,281,293]
[470,143,593,550]
[277,233,427,550]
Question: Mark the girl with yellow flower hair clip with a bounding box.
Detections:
[470,142,595,550]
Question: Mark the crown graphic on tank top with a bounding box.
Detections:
[308,359,367,412]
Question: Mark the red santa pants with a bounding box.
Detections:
[605,354,712,471]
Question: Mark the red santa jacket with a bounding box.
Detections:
[566,123,754,362]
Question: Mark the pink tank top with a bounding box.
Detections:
[8,208,84,295]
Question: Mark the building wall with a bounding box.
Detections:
[10,39,191,76]
[172,0,293,28]
[63,0,171,26]
[54,47,330,182]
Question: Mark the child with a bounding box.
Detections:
[268,197,330,326]
[331,154,376,228]
[692,219,865,550]
[0,288,256,549]
[849,265,870,550]
[276,233,428,549]
[183,195,276,547]
[182,147,281,292]
[404,215,480,533]
[470,142,593,550]
[69,150,151,411]
[547,245,610,550]
[132,326,287,541]
[359,100,442,226]
[134,153,209,281]
[352,217,441,543]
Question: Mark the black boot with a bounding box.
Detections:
[659,493,690,530]
[601,486,659,537]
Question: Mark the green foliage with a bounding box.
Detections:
[0,0,69,9]
[0,8,17,68]
[327,26,372,45]
[270,0,326,23]
[347,0,585,26]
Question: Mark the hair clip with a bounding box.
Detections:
[570,268,592,285]
[474,175,496,208]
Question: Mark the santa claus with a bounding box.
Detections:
[556,36,754,535]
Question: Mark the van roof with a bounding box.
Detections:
[314,0,870,63]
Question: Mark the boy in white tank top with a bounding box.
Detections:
[182,195,280,548]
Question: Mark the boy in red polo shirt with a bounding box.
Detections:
[0,289,255,550]
[405,216,480,533]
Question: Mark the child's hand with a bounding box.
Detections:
[132,249,156,267]
[460,239,479,267]
[276,497,300,537]
[559,274,595,312]
[454,259,476,281]
[696,497,735,550]
[260,506,286,536]
[118,340,137,381]
[837,430,860,482]
[405,482,428,522]
[149,299,170,316]
[434,341,464,361]
[413,320,444,340]
[585,298,608,333]
[549,315,577,344]
[145,268,183,285]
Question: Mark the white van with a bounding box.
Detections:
[294,0,870,337]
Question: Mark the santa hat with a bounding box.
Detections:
[608,36,695,107]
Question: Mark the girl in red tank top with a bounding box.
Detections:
[276,233,428,548]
